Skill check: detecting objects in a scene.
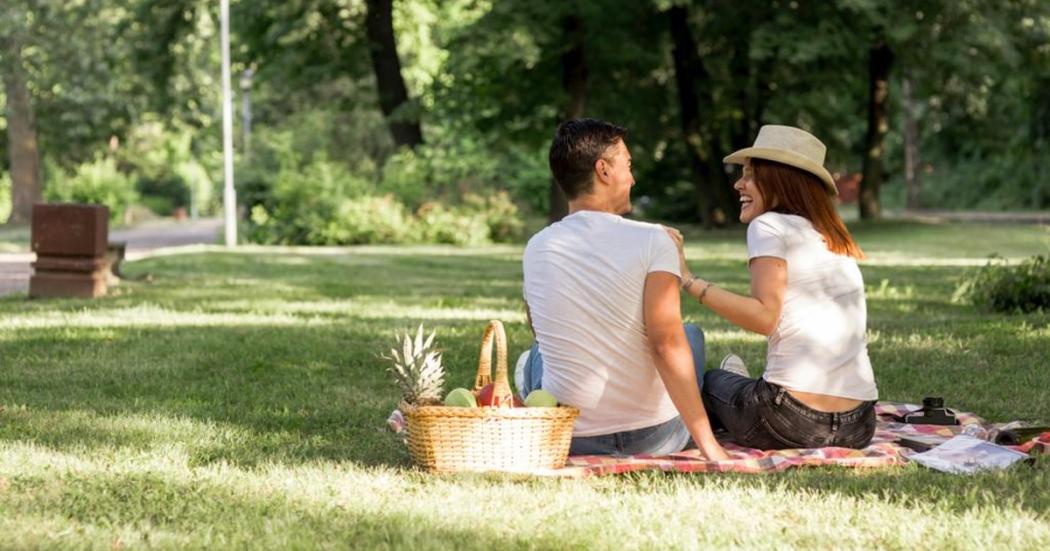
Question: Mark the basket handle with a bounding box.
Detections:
[473,320,514,407]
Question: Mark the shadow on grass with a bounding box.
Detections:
[0,322,464,469]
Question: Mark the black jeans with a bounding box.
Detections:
[701,369,876,450]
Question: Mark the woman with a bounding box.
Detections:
[668,125,878,450]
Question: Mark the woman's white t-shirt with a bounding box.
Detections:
[747,212,878,401]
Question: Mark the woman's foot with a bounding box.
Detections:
[719,354,749,377]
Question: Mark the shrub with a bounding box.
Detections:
[45,156,138,224]
[119,121,211,216]
[956,255,1050,313]
[247,153,376,244]
[317,195,417,245]
[461,191,524,243]
[379,137,544,218]
[417,202,490,245]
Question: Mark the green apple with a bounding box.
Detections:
[443,387,478,408]
[524,389,558,408]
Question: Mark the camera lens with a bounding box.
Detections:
[922,396,944,409]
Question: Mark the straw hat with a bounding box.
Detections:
[723,125,838,196]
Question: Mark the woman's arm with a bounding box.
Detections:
[666,227,787,336]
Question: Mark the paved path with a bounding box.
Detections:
[0,218,222,297]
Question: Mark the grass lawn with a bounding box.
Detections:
[1,220,1049,548]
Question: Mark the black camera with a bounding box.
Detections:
[899,396,959,425]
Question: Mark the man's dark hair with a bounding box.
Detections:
[548,118,628,200]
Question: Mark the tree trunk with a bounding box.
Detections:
[1,35,42,225]
[364,0,423,149]
[668,5,733,227]
[548,11,587,224]
[859,41,893,220]
[728,22,753,152]
[902,77,921,210]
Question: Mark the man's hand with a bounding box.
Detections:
[643,270,729,461]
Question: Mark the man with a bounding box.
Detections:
[519,118,728,460]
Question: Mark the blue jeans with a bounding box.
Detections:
[520,324,707,456]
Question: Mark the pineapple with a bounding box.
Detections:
[384,324,445,406]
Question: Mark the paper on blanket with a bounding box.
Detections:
[908,435,1029,474]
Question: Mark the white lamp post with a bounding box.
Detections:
[220,0,237,246]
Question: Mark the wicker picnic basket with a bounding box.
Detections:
[401,320,579,473]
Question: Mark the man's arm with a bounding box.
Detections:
[643,271,729,461]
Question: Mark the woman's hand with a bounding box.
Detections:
[663,226,691,279]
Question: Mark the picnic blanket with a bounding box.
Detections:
[552,402,1050,477]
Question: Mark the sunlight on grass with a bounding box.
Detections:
[2,437,1047,548]
[2,222,1049,548]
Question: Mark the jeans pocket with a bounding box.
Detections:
[758,416,811,449]
[834,410,877,449]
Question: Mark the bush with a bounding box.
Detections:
[119,121,214,216]
[417,202,490,245]
[882,149,1049,212]
[315,195,416,245]
[461,191,524,243]
[247,154,375,244]
[243,136,526,245]
[956,255,1050,313]
[45,156,138,224]
[247,190,523,246]
[379,136,544,217]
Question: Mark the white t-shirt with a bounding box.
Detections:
[747,212,878,401]
[523,210,681,436]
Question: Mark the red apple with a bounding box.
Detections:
[476,383,518,407]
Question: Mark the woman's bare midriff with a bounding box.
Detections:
[787,389,864,413]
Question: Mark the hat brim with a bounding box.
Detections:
[724,147,838,197]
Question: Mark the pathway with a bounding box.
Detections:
[0,218,222,297]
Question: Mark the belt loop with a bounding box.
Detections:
[774,388,785,406]
[830,412,840,433]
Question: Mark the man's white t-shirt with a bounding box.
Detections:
[523,210,681,436]
[747,212,878,401]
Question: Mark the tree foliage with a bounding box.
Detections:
[1,0,1048,229]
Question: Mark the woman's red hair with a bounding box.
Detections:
[751,159,864,259]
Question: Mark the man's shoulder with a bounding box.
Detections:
[524,214,667,258]
[523,224,557,253]
[611,214,662,232]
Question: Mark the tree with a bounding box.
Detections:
[548,7,586,223]
[858,39,892,219]
[0,18,41,225]
[365,0,423,149]
[667,4,737,227]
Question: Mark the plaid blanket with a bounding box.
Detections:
[552,402,1050,477]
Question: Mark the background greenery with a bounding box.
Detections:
[1,221,1048,548]
[2,0,1049,237]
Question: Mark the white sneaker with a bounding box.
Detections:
[719,354,749,377]
[514,349,530,395]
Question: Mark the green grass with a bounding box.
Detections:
[1,221,1049,549]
